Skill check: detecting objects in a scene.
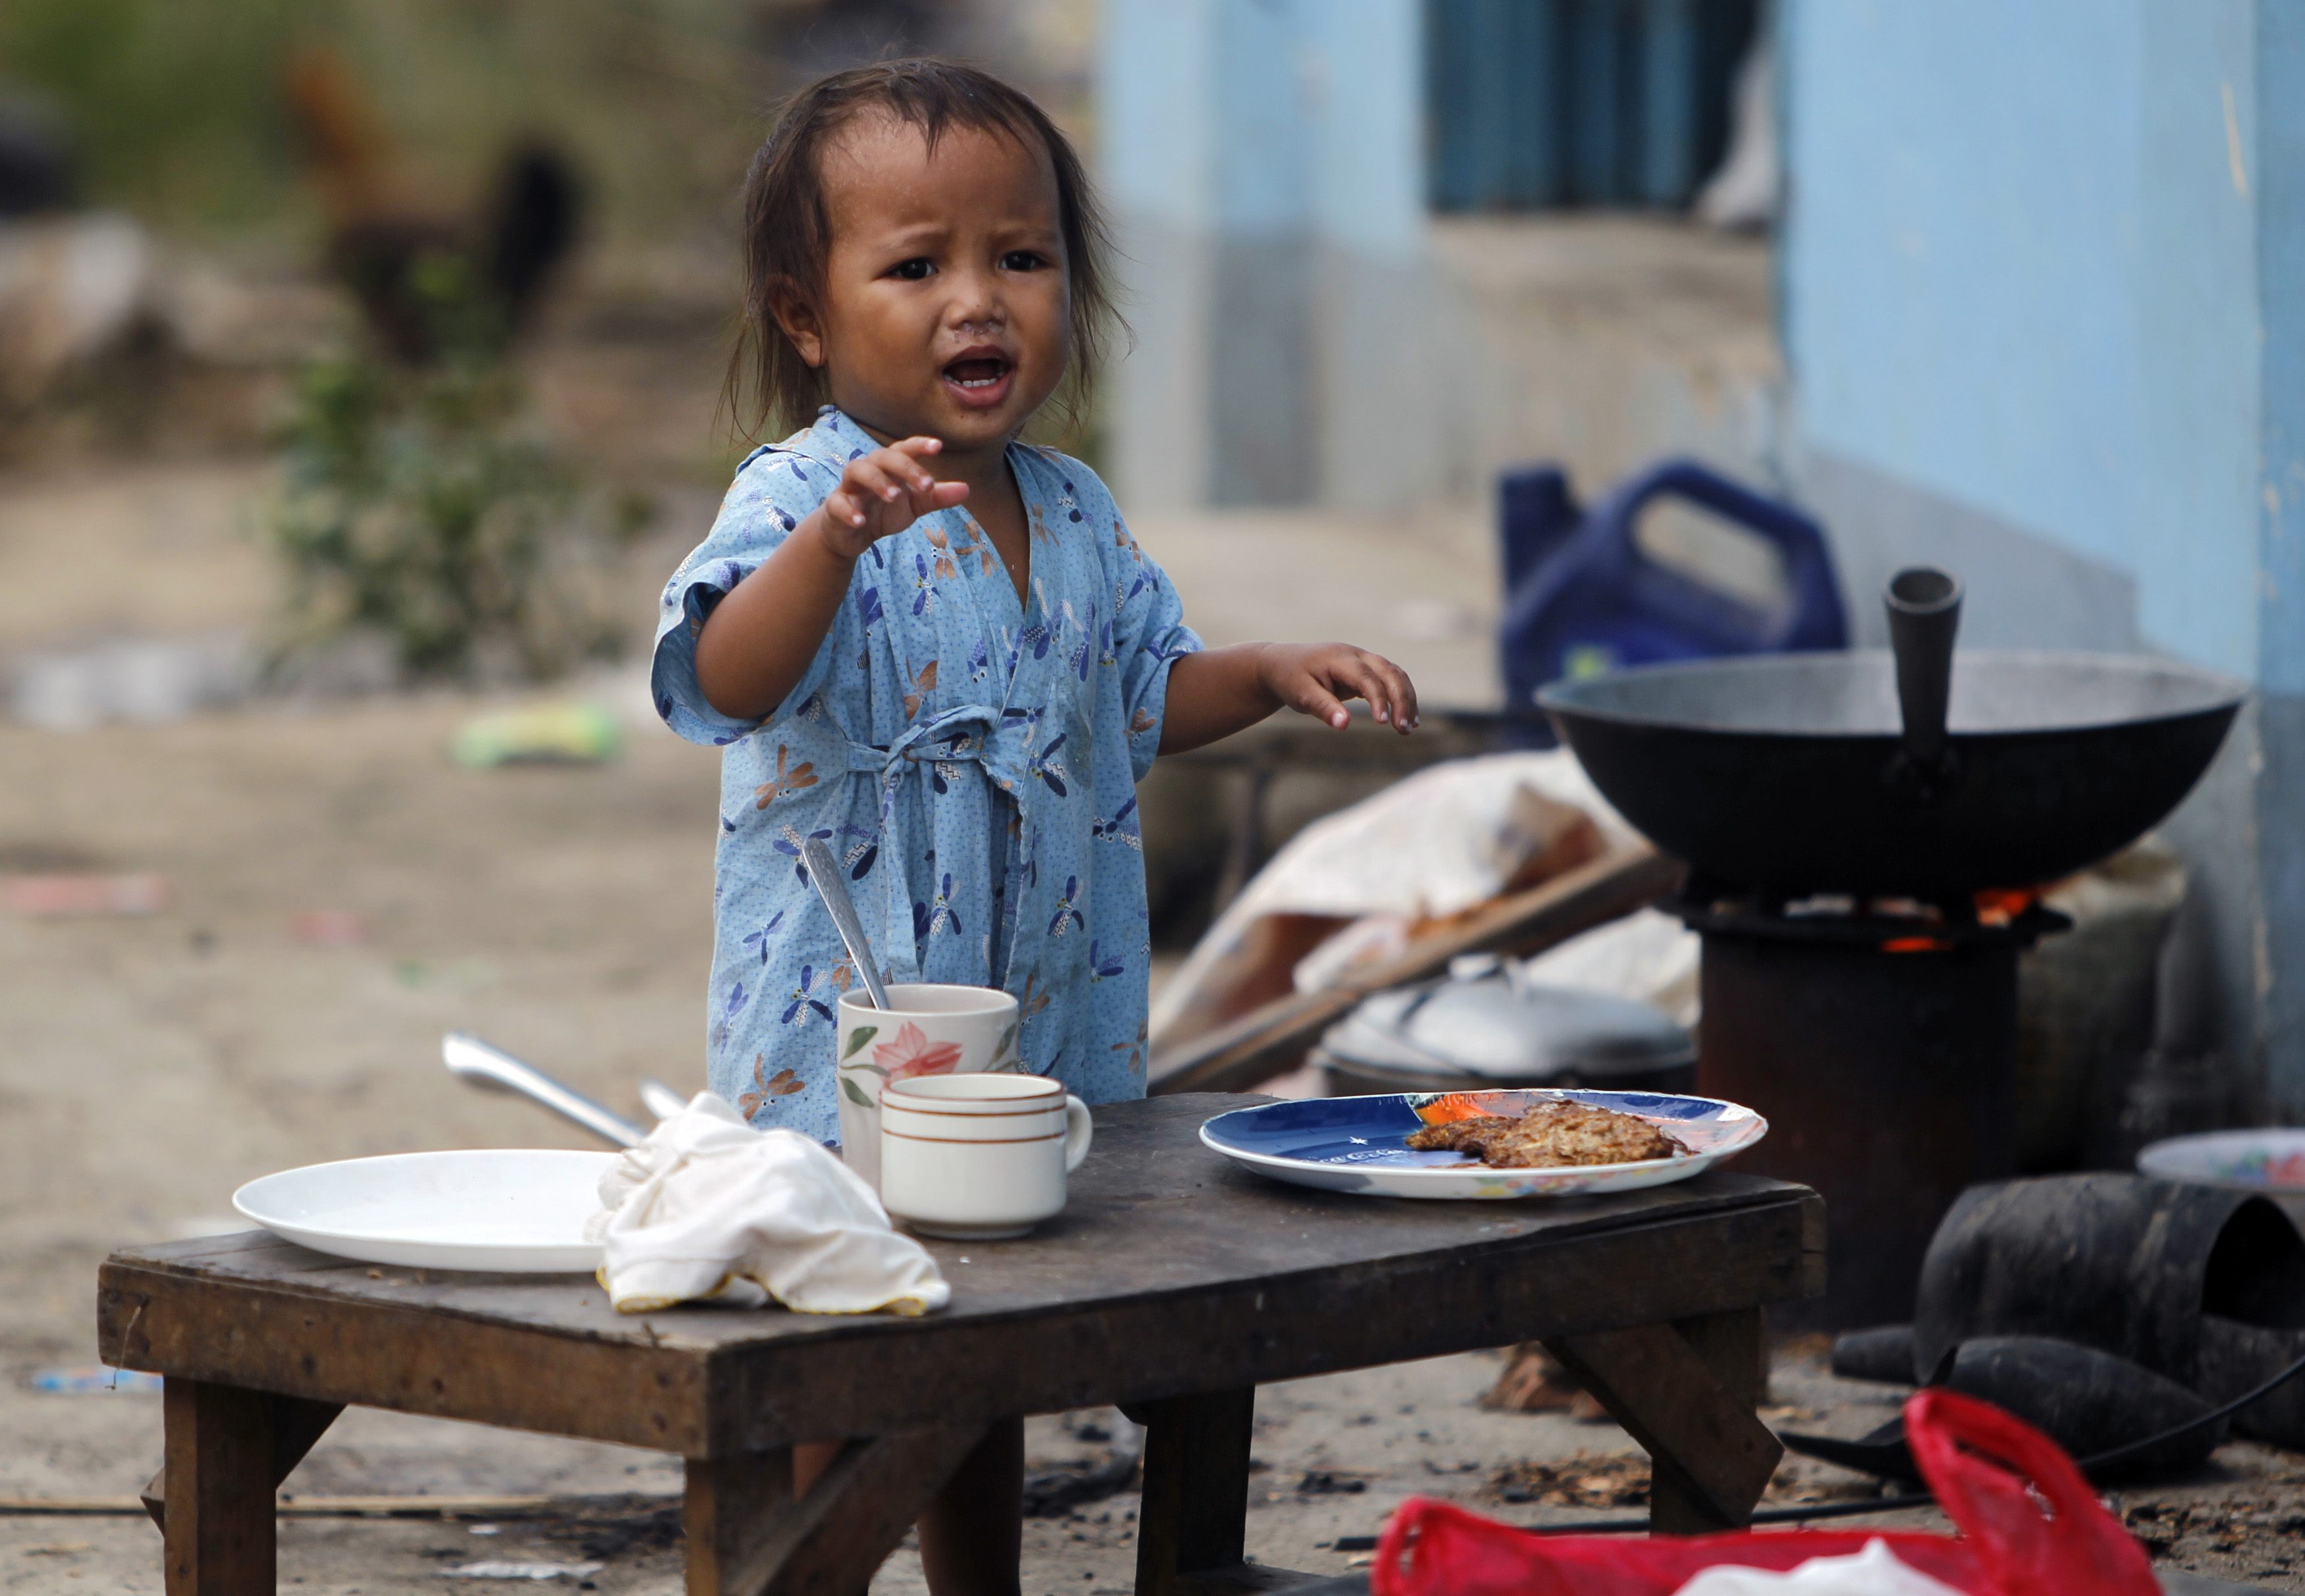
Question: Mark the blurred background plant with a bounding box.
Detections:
[262,250,654,687]
[0,0,1090,247]
[251,36,656,689]
[0,0,761,247]
[0,0,1098,705]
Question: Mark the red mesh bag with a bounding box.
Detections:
[1370,1387,2159,1596]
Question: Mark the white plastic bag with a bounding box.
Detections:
[1673,1539,1966,1596]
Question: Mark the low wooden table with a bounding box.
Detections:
[98,1094,1823,1596]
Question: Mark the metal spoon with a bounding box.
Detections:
[441,1032,644,1148]
[639,1078,690,1121]
[800,836,891,1009]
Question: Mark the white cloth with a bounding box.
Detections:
[1672,1540,1965,1596]
[1519,907,1702,1028]
[586,1092,950,1317]
[1152,751,1632,1041]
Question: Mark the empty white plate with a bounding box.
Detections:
[232,1150,616,1272]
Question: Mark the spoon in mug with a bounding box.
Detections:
[800,835,892,1009]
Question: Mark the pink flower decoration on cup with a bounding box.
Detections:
[874,1021,964,1082]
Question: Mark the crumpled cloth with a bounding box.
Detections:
[1672,1540,1965,1596]
[585,1092,950,1316]
[1151,751,1632,1045]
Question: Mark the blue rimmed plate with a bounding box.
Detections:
[1198,1089,1767,1200]
[2136,1129,2305,1191]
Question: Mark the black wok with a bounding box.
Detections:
[1538,599,2245,901]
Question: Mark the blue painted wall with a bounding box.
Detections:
[1783,0,2305,1108]
[1102,0,1423,249]
[1784,0,2260,678]
[2257,5,2305,699]
[1100,0,1433,509]
[1299,0,1428,264]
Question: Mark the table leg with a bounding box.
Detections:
[1547,1306,1781,1535]
[1131,1389,1311,1596]
[685,1447,794,1596]
[162,1379,281,1595]
[144,1392,341,1533]
[684,1425,985,1596]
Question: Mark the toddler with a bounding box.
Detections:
[651,58,1418,1596]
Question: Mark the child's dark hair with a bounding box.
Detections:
[728,59,1118,440]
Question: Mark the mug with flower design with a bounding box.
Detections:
[834,983,1022,1188]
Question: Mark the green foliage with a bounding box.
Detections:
[0,0,308,233]
[0,0,765,243]
[262,253,643,685]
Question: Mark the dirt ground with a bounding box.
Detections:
[5,289,2305,1593]
[0,675,1799,1595]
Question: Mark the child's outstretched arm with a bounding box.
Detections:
[1158,643,1419,755]
[695,437,968,720]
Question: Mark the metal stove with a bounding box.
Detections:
[1540,565,2245,1329]
[1676,885,2070,1329]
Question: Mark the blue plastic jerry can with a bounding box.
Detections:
[1498,458,1848,727]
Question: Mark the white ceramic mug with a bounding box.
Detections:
[878,1074,1093,1240]
[834,983,1021,1188]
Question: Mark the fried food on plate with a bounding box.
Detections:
[1405,1100,1683,1169]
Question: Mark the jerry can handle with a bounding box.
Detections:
[1581,458,1847,650]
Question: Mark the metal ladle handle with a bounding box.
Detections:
[1885,566,1963,782]
[442,1032,645,1148]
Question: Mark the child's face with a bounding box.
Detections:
[782,114,1070,458]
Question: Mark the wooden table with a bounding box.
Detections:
[97,1094,1824,1596]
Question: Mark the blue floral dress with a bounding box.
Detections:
[653,407,1202,1144]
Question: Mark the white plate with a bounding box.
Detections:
[2137,1129,2305,1192]
[1199,1089,1768,1200]
[232,1150,616,1272]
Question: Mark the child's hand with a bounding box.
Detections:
[812,437,971,558]
[1257,643,1421,735]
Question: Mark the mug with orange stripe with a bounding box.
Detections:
[878,1074,1094,1240]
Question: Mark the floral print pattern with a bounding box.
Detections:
[871,1022,964,1082]
[653,407,1201,1142]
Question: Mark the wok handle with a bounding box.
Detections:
[1886,567,1962,776]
